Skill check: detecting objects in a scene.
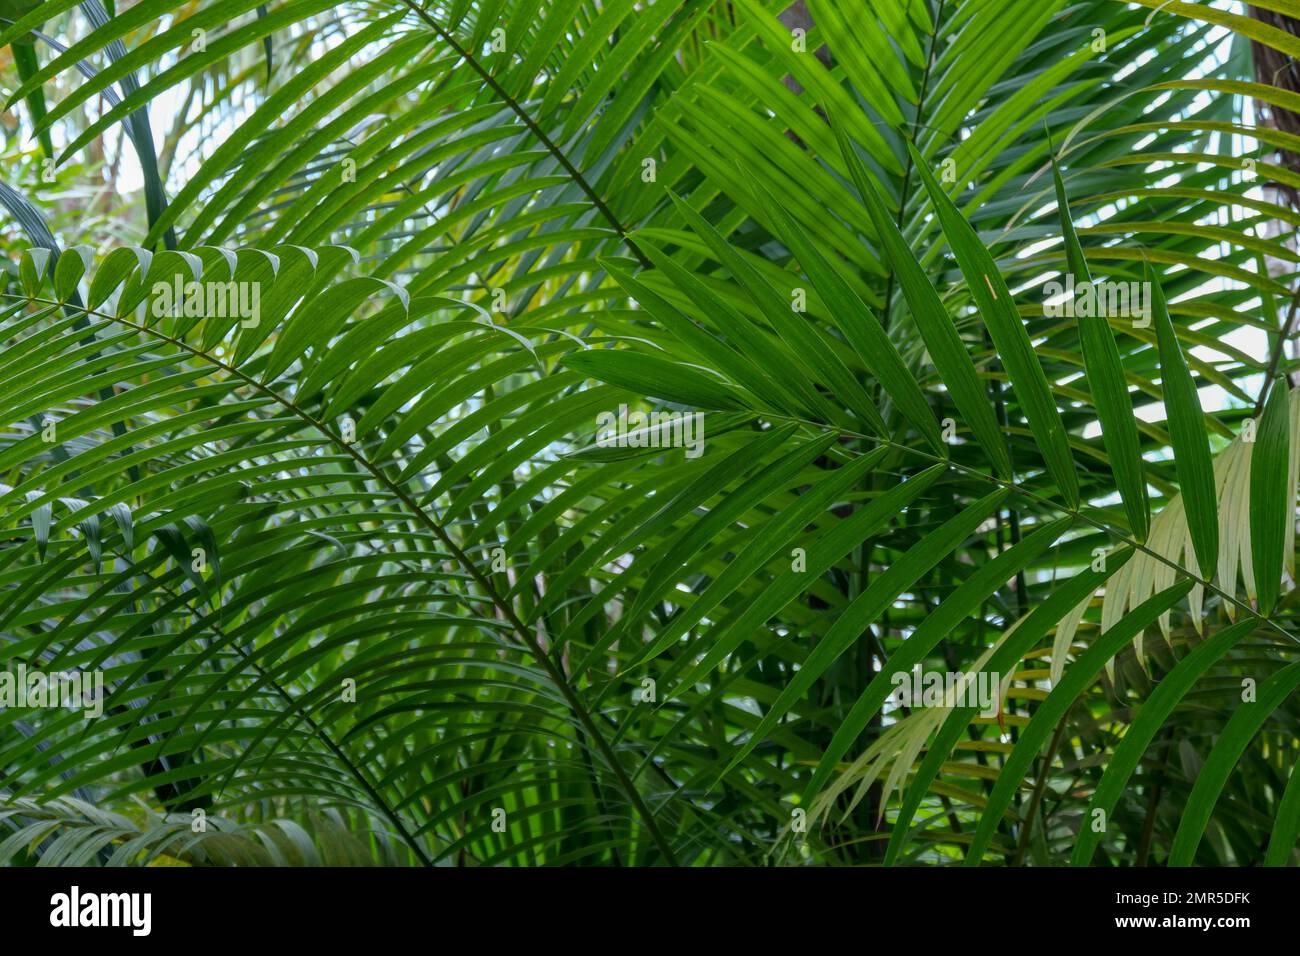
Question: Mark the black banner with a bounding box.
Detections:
[0,865,1277,943]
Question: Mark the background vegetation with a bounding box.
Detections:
[1,0,1299,866]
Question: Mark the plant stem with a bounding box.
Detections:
[12,292,681,867]
[1012,702,1073,866]
[762,408,1300,647]
[881,0,949,328]
[1136,724,1176,866]
[398,0,652,269]
[1254,288,1300,416]
[140,564,438,866]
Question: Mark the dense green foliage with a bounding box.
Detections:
[2,0,1300,867]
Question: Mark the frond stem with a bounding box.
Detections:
[764,410,1300,648]
[397,0,652,270]
[6,292,680,866]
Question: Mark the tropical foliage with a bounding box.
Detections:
[1,0,1300,867]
